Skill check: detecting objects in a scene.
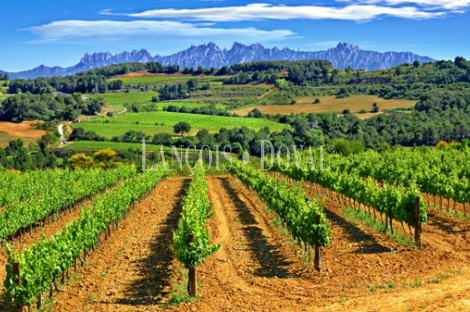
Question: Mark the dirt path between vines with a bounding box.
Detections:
[11,175,470,311]
[49,178,190,311]
[177,176,470,311]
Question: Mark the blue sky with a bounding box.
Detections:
[1,0,469,72]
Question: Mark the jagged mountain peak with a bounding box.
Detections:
[335,42,359,51]
[3,42,435,79]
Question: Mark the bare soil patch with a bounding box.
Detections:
[232,95,415,116]
[0,121,46,138]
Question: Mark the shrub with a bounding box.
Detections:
[435,141,450,149]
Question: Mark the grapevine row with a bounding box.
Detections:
[230,159,330,249]
[173,160,220,269]
[0,165,137,241]
[3,165,169,307]
[0,169,105,208]
[269,157,427,235]
[334,148,470,208]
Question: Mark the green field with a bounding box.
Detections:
[74,111,288,138]
[86,92,226,110]
[94,111,287,130]
[86,92,159,106]
[64,141,173,151]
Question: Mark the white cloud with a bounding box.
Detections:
[370,0,470,10]
[111,3,448,22]
[24,20,295,42]
[339,0,470,9]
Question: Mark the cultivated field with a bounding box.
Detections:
[87,92,159,106]
[0,121,46,147]
[86,92,226,110]
[231,95,416,116]
[2,148,470,312]
[2,175,466,311]
[73,111,288,138]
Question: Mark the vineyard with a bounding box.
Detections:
[73,111,288,138]
[1,151,470,311]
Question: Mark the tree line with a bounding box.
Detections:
[0,93,103,122]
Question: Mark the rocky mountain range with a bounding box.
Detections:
[3,42,434,79]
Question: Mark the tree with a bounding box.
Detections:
[187,79,199,91]
[6,139,24,156]
[69,127,85,141]
[304,129,325,146]
[454,56,468,69]
[196,129,213,146]
[330,138,364,156]
[413,60,420,68]
[342,109,351,114]
[94,148,117,163]
[247,108,265,118]
[68,153,94,170]
[395,66,403,76]
[94,148,117,168]
[372,102,379,113]
[152,133,173,145]
[174,122,191,136]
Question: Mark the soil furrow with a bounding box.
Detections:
[49,178,189,312]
